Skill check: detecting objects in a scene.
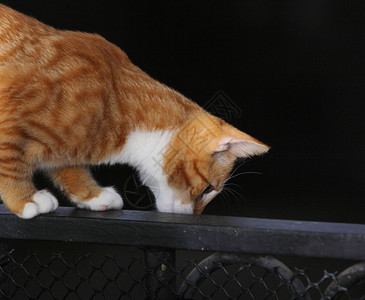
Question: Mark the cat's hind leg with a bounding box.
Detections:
[50,166,123,211]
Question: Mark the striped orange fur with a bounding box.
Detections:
[0,4,269,218]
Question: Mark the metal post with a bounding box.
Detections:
[144,248,176,300]
[0,241,8,300]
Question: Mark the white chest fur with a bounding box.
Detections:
[100,130,193,214]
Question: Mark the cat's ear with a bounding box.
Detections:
[216,126,270,158]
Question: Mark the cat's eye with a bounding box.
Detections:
[202,184,214,195]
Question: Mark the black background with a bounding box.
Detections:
[2,0,364,222]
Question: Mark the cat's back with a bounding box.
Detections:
[0,4,58,73]
[0,4,52,44]
[0,4,33,31]
[0,4,121,67]
[0,5,126,95]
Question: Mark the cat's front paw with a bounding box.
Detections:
[77,187,124,211]
[20,190,59,219]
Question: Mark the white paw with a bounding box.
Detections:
[20,190,59,219]
[20,203,39,219]
[77,187,124,211]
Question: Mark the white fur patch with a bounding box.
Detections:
[101,130,174,171]
[101,130,179,213]
[173,200,194,214]
[19,190,59,219]
[76,187,123,211]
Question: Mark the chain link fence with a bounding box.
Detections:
[1,240,365,299]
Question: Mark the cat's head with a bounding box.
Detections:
[157,111,269,214]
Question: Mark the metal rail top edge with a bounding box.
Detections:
[1,205,365,260]
[1,204,365,235]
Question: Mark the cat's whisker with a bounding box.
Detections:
[221,191,230,201]
[226,186,243,200]
[226,188,241,200]
[224,182,242,190]
[232,159,251,174]
[220,190,228,201]
[223,187,241,203]
[227,171,262,181]
[219,190,233,214]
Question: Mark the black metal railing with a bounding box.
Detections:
[1,204,365,299]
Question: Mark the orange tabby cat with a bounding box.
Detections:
[0,4,269,218]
